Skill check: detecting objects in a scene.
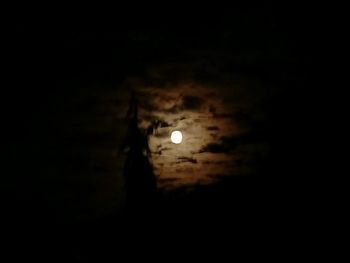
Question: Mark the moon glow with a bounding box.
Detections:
[171,130,183,144]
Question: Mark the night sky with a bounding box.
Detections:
[6,4,333,260]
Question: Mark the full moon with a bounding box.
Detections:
[171,131,183,144]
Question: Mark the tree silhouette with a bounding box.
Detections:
[120,91,157,213]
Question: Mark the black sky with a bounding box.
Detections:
[7,3,314,215]
[5,3,337,260]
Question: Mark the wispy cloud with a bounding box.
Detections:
[176,156,198,164]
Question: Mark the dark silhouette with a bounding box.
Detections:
[120,91,158,213]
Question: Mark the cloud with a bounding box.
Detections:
[213,112,235,119]
[208,105,236,119]
[153,129,170,139]
[206,126,220,131]
[154,95,205,113]
[158,178,179,183]
[158,120,171,127]
[202,160,227,165]
[181,95,204,110]
[199,143,231,153]
[160,147,172,152]
[176,156,198,164]
[175,167,195,173]
[153,146,172,155]
[198,136,240,154]
[139,99,159,112]
[206,173,230,179]
[140,97,181,114]
[173,115,188,122]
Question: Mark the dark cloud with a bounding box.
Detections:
[209,105,216,114]
[214,134,269,151]
[220,136,239,148]
[164,105,181,113]
[210,133,219,139]
[181,95,204,110]
[153,129,170,139]
[154,146,172,155]
[138,93,179,113]
[149,118,171,128]
[139,100,159,112]
[199,143,231,153]
[158,120,171,127]
[199,136,240,153]
[158,178,179,183]
[142,114,158,122]
[173,115,188,122]
[160,147,172,152]
[176,157,198,164]
[140,95,193,114]
[205,91,217,97]
[198,133,270,159]
[206,173,229,179]
[141,100,181,114]
[202,160,227,165]
[145,114,187,129]
[206,126,220,131]
[175,167,194,173]
[208,105,236,119]
[213,112,235,119]
[220,132,268,145]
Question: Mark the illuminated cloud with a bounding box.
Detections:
[109,62,273,190]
